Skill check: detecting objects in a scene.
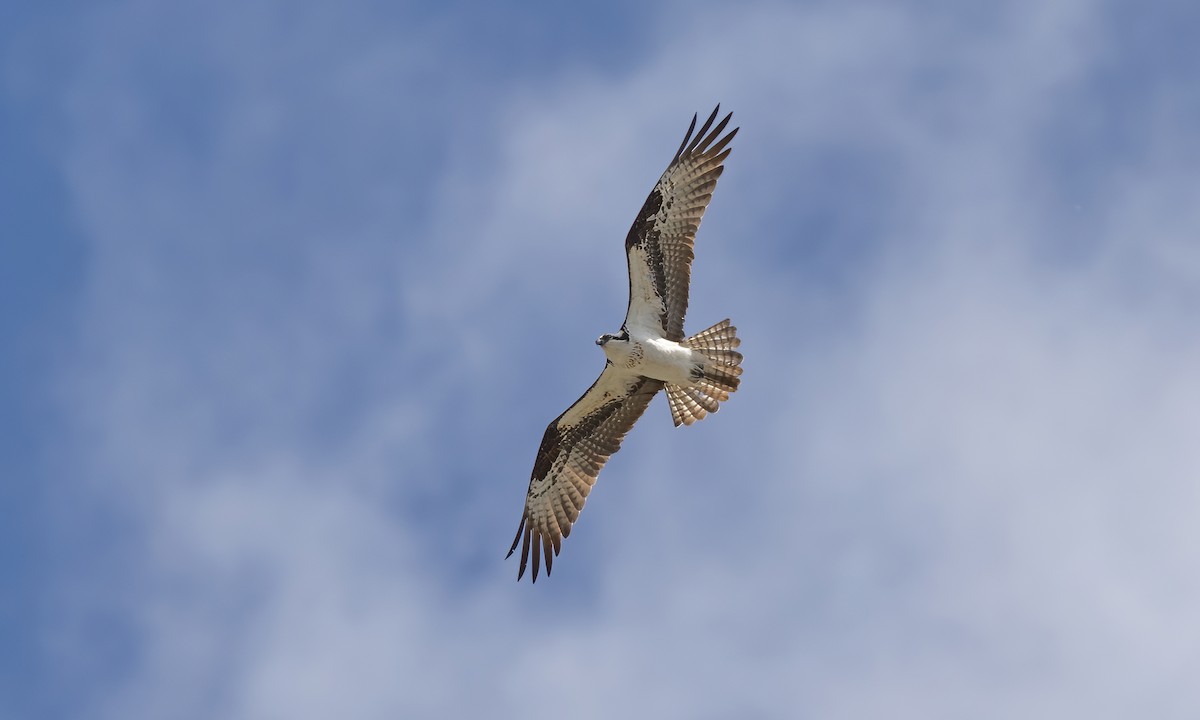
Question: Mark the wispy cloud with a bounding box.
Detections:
[27,0,1200,717]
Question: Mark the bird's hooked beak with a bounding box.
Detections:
[596,335,608,346]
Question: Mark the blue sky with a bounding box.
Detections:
[4,0,1200,717]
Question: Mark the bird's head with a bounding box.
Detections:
[596,328,630,347]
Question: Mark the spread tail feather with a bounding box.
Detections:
[667,319,743,427]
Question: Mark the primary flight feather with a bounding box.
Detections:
[507,106,744,582]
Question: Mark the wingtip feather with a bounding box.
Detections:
[531,531,542,582]
[673,112,699,160]
[506,516,525,559]
[517,523,531,580]
[686,105,722,155]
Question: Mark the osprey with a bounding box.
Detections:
[507,106,743,582]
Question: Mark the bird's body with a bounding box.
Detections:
[600,330,700,385]
[508,106,744,581]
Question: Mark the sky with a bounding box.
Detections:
[4,0,1200,717]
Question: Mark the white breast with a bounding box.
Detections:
[629,332,700,385]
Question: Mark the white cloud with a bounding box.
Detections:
[45,0,1200,718]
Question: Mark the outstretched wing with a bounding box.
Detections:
[624,106,738,340]
[507,366,663,582]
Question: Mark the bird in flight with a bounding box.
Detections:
[507,106,743,582]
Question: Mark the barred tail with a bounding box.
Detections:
[666,319,744,427]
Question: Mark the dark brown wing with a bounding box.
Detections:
[507,366,663,582]
[624,106,738,340]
